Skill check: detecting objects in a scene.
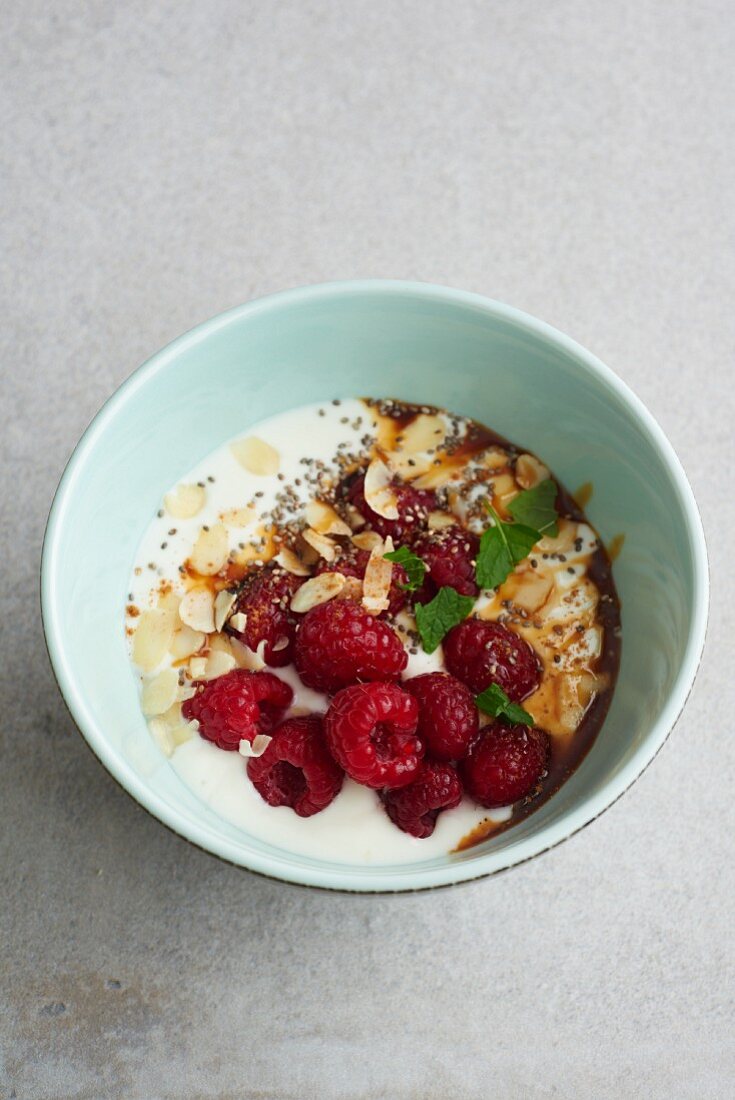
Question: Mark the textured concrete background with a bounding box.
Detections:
[2,2,734,1097]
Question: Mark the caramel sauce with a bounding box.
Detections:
[574,481,594,509]
[454,817,504,852]
[608,533,626,561]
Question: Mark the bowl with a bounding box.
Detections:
[42,281,708,892]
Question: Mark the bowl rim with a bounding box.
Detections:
[41,279,709,892]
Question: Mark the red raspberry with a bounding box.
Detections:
[295,600,408,694]
[346,474,436,544]
[325,682,422,789]
[443,619,540,700]
[412,525,479,602]
[227,564,303,667]
[460,722,549,807]
[182,669,293,751]
[404,672,479,761]
[381,761,462,838]
[247,715,344,817]
[316,547,408,617]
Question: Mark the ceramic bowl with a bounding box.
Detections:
[42,281,708,891]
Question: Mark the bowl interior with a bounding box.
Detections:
[43,283,706,890]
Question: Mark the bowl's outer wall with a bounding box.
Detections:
[43,284,706,890]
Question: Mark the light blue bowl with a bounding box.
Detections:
[42,281,708,892]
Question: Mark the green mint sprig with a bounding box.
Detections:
[414,586,475,654]
[383,545,427,592]
[475,683,534,726]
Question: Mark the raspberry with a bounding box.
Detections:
[182,669,293,751]
[460,722,549,807]
[247,715,344,817]
[404,672,479,761]
[316,547,408,617]
[227,564,303,667]
[443,619,540,700]
[412,526,479,602]
[325,682,422,789]
[381,761,462,838]
[295,600,408,694]
[346,474,436,544]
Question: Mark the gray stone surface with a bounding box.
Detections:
[1,1,734,1097]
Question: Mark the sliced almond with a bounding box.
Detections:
[214,589,237,632]
[230,636,266,670]
[306,500,352,537]
[351,530,384,552]
[170,724,196,748]
[334,575,363,601]
[290,572,346,613]
[148,717,175,757]
[231,436,280,476]
[344,504,366,530]
[221,505,257,527]
[412,465,459,490]
[229,611,247,633]
[141,668,180,716]
[179,587,216,633]
[238,734,272,758]
[515,454,549,490]
[301,527,337,562]
[275,546,312,576]
[363,457,399,520]
[398,413,446,454]
[132,608,176,672]
[209,632,235,656]
[190,523,228,575]
[169,625,206,660]
[164,483,205,520]
[511,573,554,614]
[202,649,237,680]
[427,510,456,530]
[362,541,393,616]
[189,656,207,679]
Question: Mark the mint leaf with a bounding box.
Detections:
[475,503,539,590]
[475,683,533,726]
[384,545,427,592]
[507,479,559,537]
[414,586,475,654]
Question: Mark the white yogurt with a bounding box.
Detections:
[128,400,511,863]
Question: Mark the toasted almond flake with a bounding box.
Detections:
[362,541,393,616]
[363,457,399,520]
[221,505,257,527]
[427,510,457,530]
[161,702,185,728]
[229,611,247,633]
[398,413,446,453]
[169,625,206,660]
[351,530,384,552]
[334,575,363,601]
[141,668,180,716]
[202,649,237,680]
[190,523,228,575]
[189,656,207,679]
[209,632,234,655]
[132,609,176,672]
[231,436,280,476]
[179,588,216,633]
[305,500,352,536]
[214,589,237,632]
[230,636,266,670]
[302,527,337,562]
[275,546,312,576]
[515,454,549,490]
[412,465,459,490]
[177,683,197,702]
[272,636,290,652]
[290,572,346,613]
[287,705,312,717]
[164,483,205,520]
[511,573,554,614]
[148,718,175,757]
[238,734,272,758]
[344,504,366,530]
